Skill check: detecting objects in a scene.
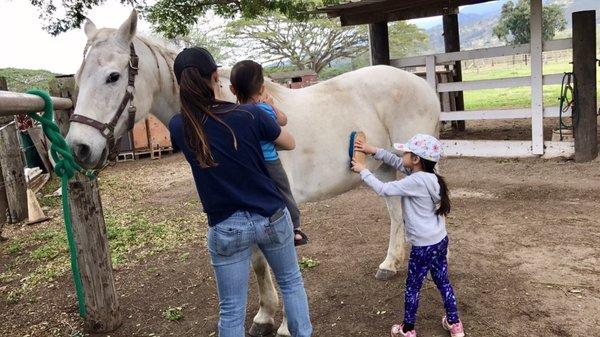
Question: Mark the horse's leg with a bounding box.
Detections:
[374,166,409,280]
[275,310,290,337]
[249,247,279,337]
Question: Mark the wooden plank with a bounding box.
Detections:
[438,74,452,112]
[436,73,564,92]
[368,21,390,65]
[68,174,121,332]
[442,139,575,158]
[441,140,533,157]
[572,10,598,162]
[132,119,149,150]
[0,91,72,115]
[0,122,28,222]
[425,55,436,90]
[440,106,565,121]
[27,127,53,174]
[0,78,8,228]
[49,76,77,137]
[390,38,572,67]
[530,0,544,155]
[340,4,459,26]
[440,109,531,121]
[146,115,172,149]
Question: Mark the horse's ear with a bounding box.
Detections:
[116,9,137,45]
[84,18,97,40]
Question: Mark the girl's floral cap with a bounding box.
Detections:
[393,134,443,162]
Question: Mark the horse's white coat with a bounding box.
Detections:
[66,11,440,336]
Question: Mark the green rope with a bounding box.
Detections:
[26,89,95,317]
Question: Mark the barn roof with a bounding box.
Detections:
[315,0,498,26]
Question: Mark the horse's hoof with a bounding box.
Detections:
[375,268,397,280]
[249,322,275,337]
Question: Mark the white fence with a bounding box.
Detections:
[390,6,574,158]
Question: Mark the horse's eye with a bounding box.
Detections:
[106,72,120,84]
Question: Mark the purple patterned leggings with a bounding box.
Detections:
[404,236,460,325]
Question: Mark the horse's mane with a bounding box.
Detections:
[76,28,179,93]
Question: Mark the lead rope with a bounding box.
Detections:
[26,89,95,317]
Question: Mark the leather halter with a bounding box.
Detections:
[70,43,139,162]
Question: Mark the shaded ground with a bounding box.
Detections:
[1,153,600,337]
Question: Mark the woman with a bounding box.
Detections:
[168,47,312,337]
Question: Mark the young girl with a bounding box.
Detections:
[229,60,308,246]
[351,134,464,337]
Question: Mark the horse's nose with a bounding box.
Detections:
[72,143,91,162]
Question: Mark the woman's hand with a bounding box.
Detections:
[354,138,377,155]
[351,159,366,173]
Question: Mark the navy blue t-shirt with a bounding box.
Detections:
[169,102,285,226]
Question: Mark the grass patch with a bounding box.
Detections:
[6,241,22,254]
[461,61,600,110]
[163,306,184,321]
[298,257,320,271]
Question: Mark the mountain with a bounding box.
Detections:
[423,0,600,53]
[0,68,56,93]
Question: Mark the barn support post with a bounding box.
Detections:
[0,122,28,222]
[69,173,122,332]
[0,78,9,227]
[49,75,77,137]
[572,10,598,162]
[530,0,544,155]
[442,8,465,131]
[369,21,390,65]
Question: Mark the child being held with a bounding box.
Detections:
[230,60,308,246]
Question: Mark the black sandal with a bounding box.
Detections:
[294,229,309,246]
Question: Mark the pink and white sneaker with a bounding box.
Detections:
[442,316,465,337]
[391,324,417,337]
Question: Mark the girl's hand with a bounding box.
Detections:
[351,159,366,173]
[354,138,377,155]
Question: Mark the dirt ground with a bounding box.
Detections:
[2,126,600,337]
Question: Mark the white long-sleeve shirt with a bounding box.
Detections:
[360,148,447,246]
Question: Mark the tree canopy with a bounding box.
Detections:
[29,0,342,37]
[493,0,566,45]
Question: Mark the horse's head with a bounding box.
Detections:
[66,10,151,169]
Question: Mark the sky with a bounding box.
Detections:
[0,0,506,74]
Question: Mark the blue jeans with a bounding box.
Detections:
[207,208,312,337]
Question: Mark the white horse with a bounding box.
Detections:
[65,11,440,337]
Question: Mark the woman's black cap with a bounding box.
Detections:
[174,47,219,83]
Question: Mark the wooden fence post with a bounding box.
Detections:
[68,173,121,332]
[49,75,77,137]
[0,77,9,228]
[572,10,598,162]
[0,122,28,222]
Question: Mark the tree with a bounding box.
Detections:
[351,21,430,69]
[167,16,228,62]
[226,15,367,74]
[28,0,342,37]
[493,0,566,45]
